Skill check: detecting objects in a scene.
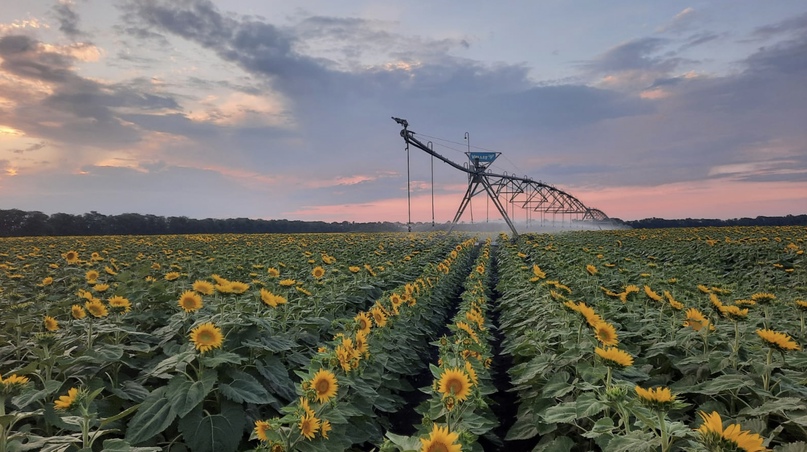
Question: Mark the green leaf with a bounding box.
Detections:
[12,379,62,409]
[199,351,244,368]
[219,369,277,405]
[541,401,578,424]
[674,374,753,395]
[384,432,421,452]
[100,404,140,427]
[166,371,216,417]
[125,387,177,445]
[101,438,162,451]
[534,435,575,452]
[576,392,607,418]
[542,371,573,398]
[740,397,807,417]
[603,430,657,452]
[177,399,245,452]
[256,355,297,402]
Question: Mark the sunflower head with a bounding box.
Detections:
[254,420,272,442]
[43,315,59,332]
[594,346,633,368]
[85,270,99,283]
[593,322,618,346]
[309,369,339,403]
[298,413,321,440]
[635,386,678,411]
[311,266,326,279]
[85,299,109,318]
[108,296,132,313]
[63,251,79,264]
[437,368,472,401]
[757,329,800,352]
[420,424,461,452]
[0,373,30,395]
[54,387,83,411]
[71,304,86,320]
[192,280,214,295]
[355,311,372,334]
[178,291,203,313]
[189,322,223,353]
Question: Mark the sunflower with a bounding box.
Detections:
[228,281,249,294]
[348,266,360,273]
[64,251,79,264]
[299,397,315,417]
[104,266,117,275]
[438,368,472,401]
[189,322,224,353]
[683,308,709,331]
[85,299,108,318]
[108,296,132,313]
[635,386,677,410]
[756,329,800,352]
[299,413,321,440]
[464,361,478,386]
[371,306,388,327]
[44,316,59,332]
[192,280,214,295]
[71,304,86,320]
[93,283,109,293]
[85,270,99,284]
[54,387,81,411]
[177,291,203,312]
[644,285,663,302]
[260,288,287,307]
[719,305,748,321]
[310,369,339,403]
[355,312,372,334]
[750,292,776,304]
[0,373,30,394]
[420,424,461,452]
[586,264,598,275]
[594,346,633,368]
[593,322,618,346]
[267,267,280,277]
[311,266,326,279]
[41,276,53,286]
[320,419,332,439]
[254,420,272,441]
[696,411,766,452]
[296,286,312,296]
[165,272,181,281]
[279,279,296,287]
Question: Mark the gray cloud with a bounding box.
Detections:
[51,1,84,38]
[11,142,47,154]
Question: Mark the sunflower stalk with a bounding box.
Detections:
[762,347,773,392]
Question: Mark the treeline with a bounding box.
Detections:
[0,209,404,237]
[618,214,807,229]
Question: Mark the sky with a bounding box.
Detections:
[0,1,806,224]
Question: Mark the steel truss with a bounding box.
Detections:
[393,117,608,237]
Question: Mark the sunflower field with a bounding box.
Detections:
[0,226,805,452]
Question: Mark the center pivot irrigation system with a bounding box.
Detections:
[392,117,609,238]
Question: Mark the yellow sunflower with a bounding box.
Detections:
[683,307,709,331]
[320,419,332,439]
[189,322,223,353]
[696,411,766,452]
[254,420,271,441]
[165,272,181,281]
[85,299,109,318]
[54,387,80,411]
[63,251,79,264]
[41,276,53,286]
[178,291,203,313]
[310,368,339,403]
[438,368,472,401]
[355,312,372,334]
[71,304,86,320]
[228,281,249,294]
[311,266,326,279]
[722,423,767,452]
[750,292,776,304]
[93,283,110,293]
[586,264,598,275]
[260,288,287,307]
[192,280,214,295]
[593,322,618,346]
[279,279,296,287]
[420,424,461,452]
[44,316,59,332]
[299,413,320,440]
[594,346,633,368]
[0,373,30,393]
[85,270,99,283]
[349,266,361,273]
[108,296,132,313]
[635,386,676,410]
[267,267,280,277]
[371,306,388,327]
[756,329,800,352]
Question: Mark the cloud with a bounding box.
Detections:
[11,141,46,154]
[657,7,697,34]
[51,0,84,38]
[751,12,807,39]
